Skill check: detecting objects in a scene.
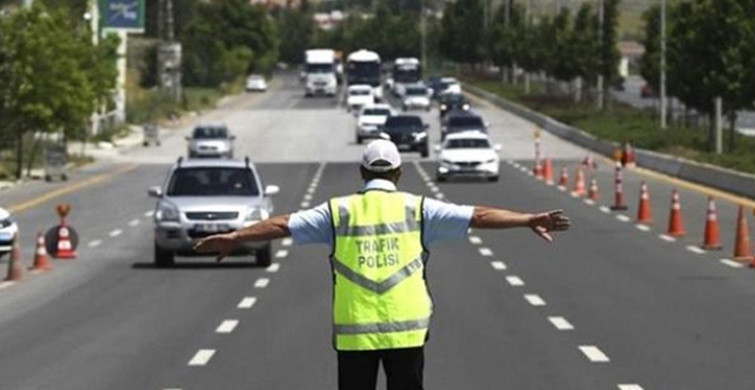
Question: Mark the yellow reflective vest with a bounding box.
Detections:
[329,190,432,351]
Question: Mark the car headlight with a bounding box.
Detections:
[413,131,427,140]
[155,202,180,222]
[0,218,13,228]
[462,104,470,110]
[245,208,269,221]
[440,104,447,111]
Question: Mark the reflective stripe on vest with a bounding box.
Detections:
[329,191,432,351]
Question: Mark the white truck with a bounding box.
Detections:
[346,49,383,102]
[304,49,338,97]
[391,57,422,97]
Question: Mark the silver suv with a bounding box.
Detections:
[148,157,279,267]
[186,124,235,159]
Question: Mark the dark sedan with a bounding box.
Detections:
[380,115,429,157]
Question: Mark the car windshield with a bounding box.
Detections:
[406,87,427,96]
[306,63,334,73]
[167,167,259,197]
[448,116,484,128]
[441,94,466,104]
[350,89,371,96]
[193,127,228,139]
[446,138,491,149]
[248,75,263,81]
[386,116,422,130]
[363,108,391,116]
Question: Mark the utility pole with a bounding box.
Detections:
[596,0,605,110]
[421,0,426,68]
[660,0,667,128]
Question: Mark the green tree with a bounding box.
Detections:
[440,0,484,64]
[638,5,660,94]
[277,7,315,64]
[597,0,621,108]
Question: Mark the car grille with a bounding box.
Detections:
[188,228,235,239]
[456,161,481,168]
[185,212,239,221]
[198,145,218,151]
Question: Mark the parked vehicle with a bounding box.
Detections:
[245,74,268,92]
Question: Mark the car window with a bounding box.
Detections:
[193,127,228,139]
[385,116,422,128]
[167,167,259,197]
[445,138,491,149]
[350,89,371,96]
[363,108,391,116]
[407,87,427,96]
[448,116,484,128]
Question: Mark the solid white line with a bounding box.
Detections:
[109,229,122,237]
[579,345,610,362]
[266,263,281,273]
[128,219,140,227]
[524,294,546,306]
[304,193,313,201]
[491,261,507,270]
[275,250,288,258]
[569,192,580,198]
[254,278,270,288]
[616,215,631,222]
[162,388,182,390]
[188,349,215,366]
[237,297,257,309]
[506,276,525,286]
[468,236,482,245]
[144,210,155,217]
[0,281,15,290]
[478,247,493,257]
[281,238,293,247]
[599,206,611,213]
[435,193,445,199]
[216,319,239,334]
[686,245,706,255]
[548,316,574,330]
[88,240,102,248]
[659,234,676,242]
[557,186,566,192]
[635,224,651,232]
[720,259,745,268]
[300,201,310,208]
[617,385,644,390]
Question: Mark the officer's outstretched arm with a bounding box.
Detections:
[193,214,291,261]
[470,207,570,243]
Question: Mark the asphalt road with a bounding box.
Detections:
[0,73,754,389]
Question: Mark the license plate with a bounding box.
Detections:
[397,144,411,151]
[194,224,228,233]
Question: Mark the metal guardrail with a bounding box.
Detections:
[464,83,755,200]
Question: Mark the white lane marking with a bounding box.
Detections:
[491,261,507,270]
[617,385,645,390]
[686,245,706,255]
[162,388,182,390]
[216,319,239,334]
[282,238,293,247]
[429,186,439,193]
[435,193,445,199]
[266,263,281,273]
[304,194,313,201]
[300,201,310,208]
[128,219,140,227]
[0,281,15,290]
[88,240,102,248]
[478,247,493,257]
[583,199,595,205]
[548,316,574,330]
[506,276,525,286]
[635,224,651,232]
[109,229,122,237]
[144,210,155,217]
[254,278,270,288]
[579,345,610,362]
[468,236,482,245]
[524,294,546,306]
[275,250,288,258]
[570,192,580,198]
[599,206,611,213]
[616,215,631,222]
[307,186,316,194]
[720,259,745,268]
[238,297,257,309]
[188,349,216,366]
[659,234,676,242]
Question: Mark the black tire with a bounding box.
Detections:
[356,134,363,144]
[420,144,429,158]
[256,243,272,267]
[488,176,499,182]
[154,243,175,268]
[436,175,446,183]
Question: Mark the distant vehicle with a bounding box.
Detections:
[402,84,431,111]
[436,131,501,182]
[0,207,18,259]
[442,112,487,140]
[380,115,429,157]
[356,103,394,144]
[346,49,383,101]
[245,74,267,92]
[391,57,422,97]
[149,157,280,267]
[433,77,462,98]
[304,49,338,97]
[425,76,443,97]
[438,93,470,118]
[640,83,657,98]
[186,124,235,159]
[346,85,375,112]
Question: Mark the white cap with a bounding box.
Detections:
[362,140,402,172]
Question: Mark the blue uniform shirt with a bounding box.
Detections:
[288,179,474,247]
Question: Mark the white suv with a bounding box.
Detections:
[186,124,235,159]
[0,207,18,258]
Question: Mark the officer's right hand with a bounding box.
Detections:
[194,232,239,262]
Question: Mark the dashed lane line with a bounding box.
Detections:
[579,345,611,363]
[0,281,15,289]
[617,385,645,390]
[188,349,216,366]
[109,229,123,237]
[635,224,651,232]
[659,234,676,242]
[128,219,140,227]
[599,206,611,213]
[720,259,745,268]
[145,210,155,218]
[468,236,482,245]
[548,316,574,330]
[237,297,257,309]
[266,263,281,273]
[304,194,313,201]
[275,250,288,258]
[686,245,706,255]
[281,238,293,247]
[491,261,507,271]
[478,247,493,257]
[301,201,310,208]
[254,278,270,288]
[88,240,102,248]
[583,199,595,206]
[216,320,239,334]
[524,294,546,306]
[435,193,445,199]
[616,215,631,222]
[506,276,525,287]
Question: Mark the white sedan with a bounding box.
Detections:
[0,207,18,258]
[402,85,431,111]
[435,131,501,182]
[346,85,375,112]
[245,74,267,92]
[356,104,394,144]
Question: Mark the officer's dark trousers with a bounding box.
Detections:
[337,347,424,390]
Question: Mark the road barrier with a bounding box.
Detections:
[733,206,751,260]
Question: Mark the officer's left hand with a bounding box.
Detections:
[527,209,570,243]
[193,232,239,262]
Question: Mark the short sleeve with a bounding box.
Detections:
[422,197,474,246]
[287,202,334,246]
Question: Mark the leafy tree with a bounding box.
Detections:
[638,5,660,94]
[440,0,484,64]
[596,0,621,107]
[277,7,315,64]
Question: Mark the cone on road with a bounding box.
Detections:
[557,167,569,189]
[622,141,636,167]
[30,232,51,271]
[5,233,23,281]
[543,158,554,185]
[588,178,600,201]
[667,189,685,237]
[733,206,751,260]
[54,225,76,259]
[701,197,723,250]
[533,159,544,180]
[611,161,628,211]
[571,167,586,196]
[636,181,652,224]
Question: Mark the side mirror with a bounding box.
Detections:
[433,144,442,153]
[494,144,502,152]
[148,186,163,198]
[264,185,280,197]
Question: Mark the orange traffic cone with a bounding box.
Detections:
[667,189,685,237]
[54,225,76,259]
[611,161,628,211]
[543,158,554,185]
[636,181,652,224]
[701,197,723,250]
[733,206,751,260]
[5,233,23,281]
[533,160,543,180]
[571,167,586,196]
[30,232,51,271]
[557,167,569,189]
[588,178,600,201]
[622,141,636,167]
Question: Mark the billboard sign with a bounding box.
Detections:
[100,0,145,33]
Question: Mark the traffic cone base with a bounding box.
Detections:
[732,206,750,260]
[636,182,653,224]
[30,232,52,272]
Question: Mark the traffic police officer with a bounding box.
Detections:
[195,139,570,390]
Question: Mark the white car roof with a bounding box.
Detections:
[361,103,392,112]
[348,85,373,91]
[440,77,459,83]
[347,49,380,62]
[444,131,490,141]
